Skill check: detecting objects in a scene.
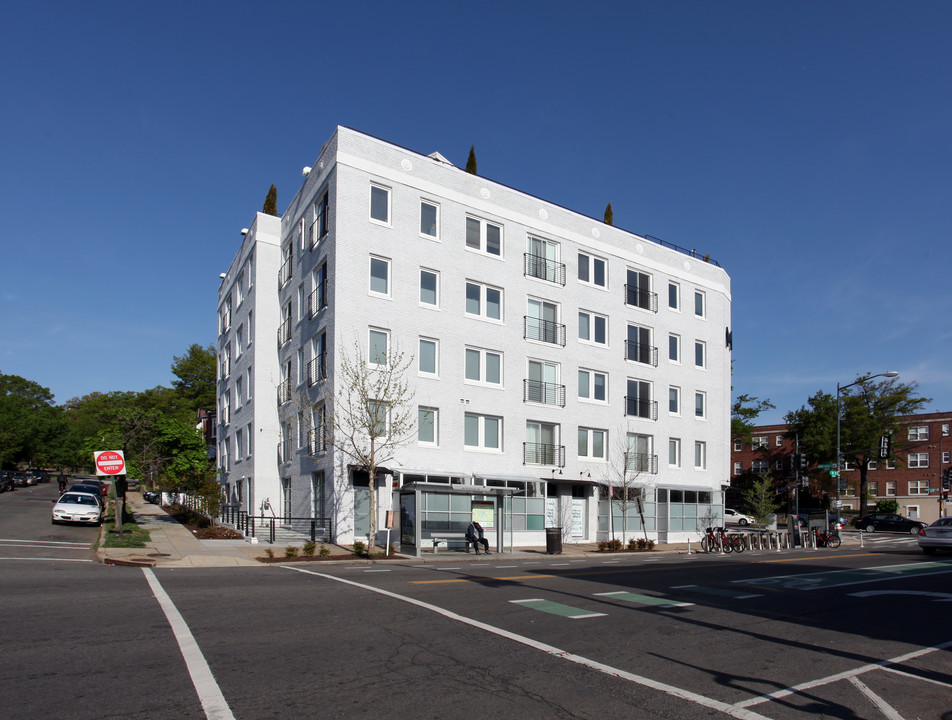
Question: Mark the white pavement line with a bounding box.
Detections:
[881,665,952,689]
[285,566,772,720]
[143,569,235,720]
[735,639,952,709]
[0,557,93,563]
[0,538,87,546]
[847,676,904,720]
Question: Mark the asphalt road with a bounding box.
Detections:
[2,483,950,720]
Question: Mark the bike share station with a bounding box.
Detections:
[398,482,517,557]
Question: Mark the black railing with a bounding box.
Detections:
[625,397,658,420]
[524,253,566,285]
[308,428,326,454]
[277,380,291,405]
[524,379,566,406]
[624,452,659,475]
[524,316,566,346]
[278,258,292,287]
[625,341,658,366]
[277,439,292,463]
[277,318,291,347]
[307,353,326,386]
[524,442,565,467]
[308,282,328,317]
[220,507,332,544]
[624,285,658,312]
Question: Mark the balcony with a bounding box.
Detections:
[277,379,291,405]
[524,253,566,285]
[278,439,292,464]
[624,452,659,475]
[625,341,658,366]
[307,353,327,386]
[524,442,565,467]
[308,283,328,318]
[277,318,292,347]
[524,316,566,346]
[309,428,327,455]
[524,379,566,407]
[625,285,658,312]
[625,397,658,420]
[278,258,292,288]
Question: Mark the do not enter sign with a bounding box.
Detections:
[94,450,126,476]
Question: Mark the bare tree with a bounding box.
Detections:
[600,427,655,546]
[296,338,415,552]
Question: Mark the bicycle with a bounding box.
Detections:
[702,526,740,553]
[813,527,841,548]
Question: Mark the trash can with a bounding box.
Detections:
[545,527,562,554]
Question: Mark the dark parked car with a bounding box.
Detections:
[69,483,106,507]
[13,471,28,487]
[851,513,927,534]
[142,490,160,504]
[78,478,108,497]
[0,471,13,492]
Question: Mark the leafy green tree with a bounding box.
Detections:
[732,393,775,447]
[785,375,930,514]
[465,146,477,175]
[743,474,781,525]
[0,374,66,468]
[875,498,899,513]
[603,203,613,225]
[263,184,278,215]
[171,344,217,412]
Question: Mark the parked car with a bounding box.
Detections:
[13,471,28,487]
[142,490,160,504]
[851,513,926,534]
[917,517,952,555]
[78,478,108,497]
[51,491,103,526]
[724,508,754,525]
[0,471,14,492]
[69,483,106,508]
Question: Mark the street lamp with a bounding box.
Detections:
[835,371,900,528]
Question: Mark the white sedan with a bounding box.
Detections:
[918,517,952,555]
[724,508,754,526]
[52,492,103,525]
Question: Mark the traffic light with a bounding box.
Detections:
[942,468,951,492]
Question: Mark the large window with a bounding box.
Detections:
[526,359,562,405]
[464,413,502,451]
[578,428,607,461]
[465,347,502,386]
[626,324,656,366]
[420,200,439,238]
[526,298,563,345]
[370,184,390,224]
[578,252,607,288]
[465,281,503,321]
[420,268,439,307]
[579,310,608,346]
[369,256,390,297]
[909,453,929,468]
[909,426,929,441]
[578,369,607,403]
[526,421,561,466]
[465,216,502,256]
[419,338,438,377]
[526,236,564,284]
[418,407,439,446]
[668,282,680,310]
[626,379,655,419]
[626,269,656,312]
[368,328,389,366]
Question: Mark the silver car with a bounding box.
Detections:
[917,517,952,555]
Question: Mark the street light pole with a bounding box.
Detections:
[835,371,900,530]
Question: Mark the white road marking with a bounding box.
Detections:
[0,557,93,562]
[285,566,772,720]
[143,569,235,720]
[847,676,904,720]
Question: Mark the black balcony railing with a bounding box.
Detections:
[524,253,566,285]
[624,397,658,420]
[308,428,327,454]
[277,318,291,347]
[278,258,292,288]
[524,379,566,406]
[524,316,566,346]
[624,452,659,475]
[624,285,658,312]
[524,442,565,467]
[277,380,291,405]
[307,353,327,386]
[308,283,328,318]
[625,341,658,366]
[277,439,292,463]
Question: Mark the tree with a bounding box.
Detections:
[171,343,217,412]
[785,375,930,514]
[299,339,415,551]
[743,473,781,525]
[732,393,775,447]
[465,145,477,175]
[600,428,654,545]
[603,203,613,225]
[263,184,278,215]
[0,374,66,468]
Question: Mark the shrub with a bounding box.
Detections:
[319,544,330,557]
[285,546,299,559]
[352,540,367,557]
[598,538,622,552]
[627,538,638,551]
[264,548,274,559]
[302,541,316,557]
[387,543,397,556]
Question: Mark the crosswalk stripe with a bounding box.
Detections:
[510,598,606,619]
[595,591,693,608]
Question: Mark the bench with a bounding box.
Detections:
[430,534,471,553]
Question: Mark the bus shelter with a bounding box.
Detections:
[399,482,516,557]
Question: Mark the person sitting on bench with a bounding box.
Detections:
[466,520,490,555]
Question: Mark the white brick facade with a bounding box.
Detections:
[219,127,732,548]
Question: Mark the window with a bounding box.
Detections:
[668,438,681,468]
[311,404,327,453]
[626,379,655,419]
[310,264,328,317]
[694,340,706,368]
[465,281,503,321]
[526,359,562,405]
[909,480,929,495]
[370,184,390,224]
[309,334,326,384]
[752,436,768,449]
[579,310,608,346]
[869,482,879,496]
[235,429,244,459]
[943,451,951,464]
[733,461,743,475]
[420,200,439,238]
[236,273,244,306]
[668,334,680,362]
[246,367,253,400]
[311,193,328,246]
[578,252,607,288]
[526,297,563,345]
[695,441,707,469]
[235,376,243,408]
[626,324,656,366]
[369,256,390,297]
[578,369,607,402]
[465,216,502,256]
[235,326,243,357]
[297,280,307,317]
[526,421,561,465]
[694,290,706,318]
[668,282,680,310]
[418,407,438,446]
[626,433,654,474]
[625,269,656,311]
[669,386,680,415]
[464,413,502,451]
[297,348,306,385]
[908,426,929,441]
[279,244,292,288]
[417,268,439,307]
[733,438,743,452]
[419,338,438,377]
[464,347,502,386]
[775,435,783,447]
[752,459,769,474]
[943,423,950,437]
[526,236,564,284]
[578,428,607,461]
[695,391,706,419]
[909,452,929,468]
[367,400,388,436]
[368,328,389,366]
[278,303,291,346]
[886,481,897,496]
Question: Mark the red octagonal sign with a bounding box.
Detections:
[94,450,126,476]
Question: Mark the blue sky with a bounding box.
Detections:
[1,1,950,424]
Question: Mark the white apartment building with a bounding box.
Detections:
[217,126,732,550]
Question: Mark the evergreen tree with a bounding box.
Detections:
[263,184,278,215]
[465,146,477,175]
[604,203,613,225]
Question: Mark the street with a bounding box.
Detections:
[2,484,950,719]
